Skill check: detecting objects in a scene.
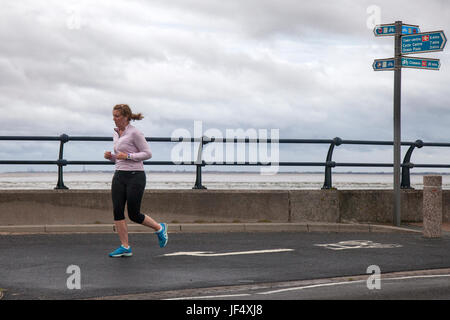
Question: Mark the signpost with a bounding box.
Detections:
[373,21,446,226]
[393,21,402,227]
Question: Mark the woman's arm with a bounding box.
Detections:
[129,131,152,161]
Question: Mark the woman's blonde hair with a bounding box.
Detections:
[113,104,144,121]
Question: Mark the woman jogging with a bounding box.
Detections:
[104,104,168,257]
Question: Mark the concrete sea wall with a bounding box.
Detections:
[0,189,448,226]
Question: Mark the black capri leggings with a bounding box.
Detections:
[111,170,146,224]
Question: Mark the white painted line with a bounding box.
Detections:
[162,274,450,300]
[258,280,366,295]
[163,248,294,257]
[165,293,251,300]
[384,274,450,281]
[258,274,450,295]
[163,251,212,257]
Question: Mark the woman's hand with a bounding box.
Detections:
[116,152,128,160]
[104,151,113,159]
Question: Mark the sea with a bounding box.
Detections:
[0,171,449,190]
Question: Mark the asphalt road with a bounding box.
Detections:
[1,231,449,300]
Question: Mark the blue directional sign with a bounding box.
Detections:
[373,24,420,37]
[373,57,441,71]
[401,31,447,54]
[401,57,440,70]
[373,58,395,71]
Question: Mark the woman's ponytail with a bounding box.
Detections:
[113,104,144,121]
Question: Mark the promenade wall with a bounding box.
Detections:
[0,189,448,225]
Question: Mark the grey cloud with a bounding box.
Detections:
[0,0,449,170]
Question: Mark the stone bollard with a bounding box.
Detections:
[423,175,442,238]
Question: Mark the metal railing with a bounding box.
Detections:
[0,134,449,190]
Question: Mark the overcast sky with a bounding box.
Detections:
[0,0,449,172]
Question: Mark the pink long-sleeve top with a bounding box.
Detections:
[109,124,152,171]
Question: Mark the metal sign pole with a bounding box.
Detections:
[393,21,402,226]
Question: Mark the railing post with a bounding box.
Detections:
[401,139,423,189]
[193,136,208,189]
[55,134,69,190]
[322,137,341,190]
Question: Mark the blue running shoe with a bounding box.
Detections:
[156,223,168,248]
[109,245,133,257]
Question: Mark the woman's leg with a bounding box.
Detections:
[111,171,129,247]
[141,214,162,231]
[126,171,161,231]
[115,219,129,247]
[126,171,167,249]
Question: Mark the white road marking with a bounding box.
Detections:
[315,240,402,250]
[258,280,366,295]
[163,248,294,257]
[165,293,251,300]
[258,274,450,295]
[384,274,450,281]
[141,272,450,300]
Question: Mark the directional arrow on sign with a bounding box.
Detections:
[401,30,447,54]
[163,248,294,257]
[373,58,395,71]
